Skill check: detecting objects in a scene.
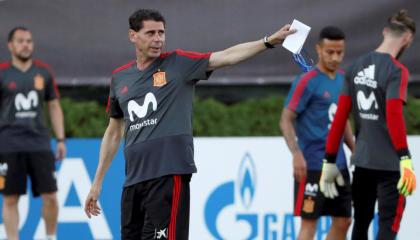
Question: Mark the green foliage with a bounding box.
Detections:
[406,97,420,135]
[58,96,420,137]
[193,96,284,136]
[60,98,108,137]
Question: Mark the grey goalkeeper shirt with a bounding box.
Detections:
[342,52,408,171]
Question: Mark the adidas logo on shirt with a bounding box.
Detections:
[354,64,377,89]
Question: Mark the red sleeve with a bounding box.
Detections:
[325,95,352,162]
[389,57,409,102]
[386,99,409,157]
[106,96,111,113]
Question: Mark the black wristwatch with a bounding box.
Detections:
[57,138,66,143]
[263,36,275,49]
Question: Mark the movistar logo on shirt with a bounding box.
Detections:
[354,65,377,89]
[14,90,38,118]
[128,92,158,131]
[357,90,379,120]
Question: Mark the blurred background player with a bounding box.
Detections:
[280,26,355,240]
[0,27,66,240]
[320,9,416,240]
[84,8,295,240]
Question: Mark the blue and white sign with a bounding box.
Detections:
[191,137,420,240]
[191,138,333,240]
[1,137,420,239]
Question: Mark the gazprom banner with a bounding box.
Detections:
[1,137,420,239]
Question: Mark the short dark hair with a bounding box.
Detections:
[387,9,416,35]
[8,26,29,42]
[319,26,345,42]
[129,9,166,32]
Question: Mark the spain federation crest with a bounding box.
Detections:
[302,196,315,213]
[0,176,5,190]
[34,74,45,90]
[153,71,167,87]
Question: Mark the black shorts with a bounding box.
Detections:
[294,169,351,219]
[352,167,405,240]
[0,151,57,197]
[121,174,191,240]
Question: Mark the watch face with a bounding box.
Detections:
[264,36,275,48]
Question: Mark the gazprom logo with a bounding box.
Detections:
[204,152,258,240]
[238,153,257,209]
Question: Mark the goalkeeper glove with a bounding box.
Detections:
[397,156,416,196]
[319,160,345,199]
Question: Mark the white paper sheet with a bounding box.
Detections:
[282,19,311,54]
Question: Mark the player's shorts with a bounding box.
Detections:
[121,174,191,240]
[352,167,404,240]
[0,151,57,197]
[294,169,351,219]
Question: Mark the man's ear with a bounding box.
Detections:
[401,31,413,46]
[316,42,322,57]
[128,29,137,43]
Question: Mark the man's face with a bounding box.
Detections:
[129,20,165,59]
[8,30,34,62]
[316,39,345,72]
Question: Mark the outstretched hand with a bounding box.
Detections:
[268,24,297,46]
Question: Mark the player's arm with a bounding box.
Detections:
[280,108,300,154]
[344,120,355,152]
[386,99,409,155]
[386,99,416,196]
[208,24,296,71]
[386,63,415,196]
[385,63,410,158]
[280,108,307,181]
[325,95,352,162]
[48,99,66,160]
[85,117,124,218]
[320,95,352,198]
[43,65,66,161]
